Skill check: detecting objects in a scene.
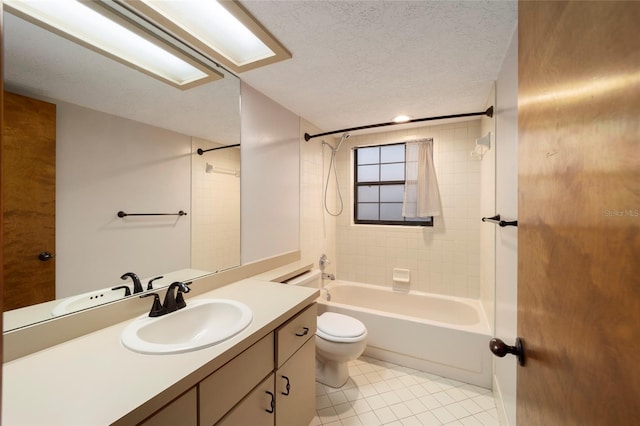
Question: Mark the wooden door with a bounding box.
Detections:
[517,2,640,424]
[2,92,56,311]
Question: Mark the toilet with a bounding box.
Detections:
[284,269,368,388]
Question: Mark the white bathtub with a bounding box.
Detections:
[316,280,493,387]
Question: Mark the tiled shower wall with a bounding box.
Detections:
[333,120,482,298]
[299,119,337,273]
[191,137,241,273]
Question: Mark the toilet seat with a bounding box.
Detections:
[316,312,366,343]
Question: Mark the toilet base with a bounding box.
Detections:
[316,356,350,388]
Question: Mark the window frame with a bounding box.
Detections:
[353,142,433,227]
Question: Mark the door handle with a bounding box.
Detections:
[489,337,525,366]
[38,252,55,261]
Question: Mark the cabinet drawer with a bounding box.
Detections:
[217,374,275,426]
[140,387,197,426]
[276,303,317,368]
[199,333,274,426]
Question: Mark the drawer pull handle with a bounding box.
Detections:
[281,375,291,396]
[265,391,275,413]
[295,327,309,337]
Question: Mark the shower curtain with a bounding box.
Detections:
[402,139,442,217]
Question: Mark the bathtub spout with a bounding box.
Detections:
[322,273,335,280]
[321,288,332,301]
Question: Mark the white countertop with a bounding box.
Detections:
[2,278,318,425]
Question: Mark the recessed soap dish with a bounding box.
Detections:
[392,268,410,283]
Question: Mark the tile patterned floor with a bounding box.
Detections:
[311,356,500,426]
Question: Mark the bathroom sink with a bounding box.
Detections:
[121,299,253,354]
[51,288,127,317]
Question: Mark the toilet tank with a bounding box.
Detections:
[283,269,321,288]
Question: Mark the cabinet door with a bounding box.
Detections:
[200,334,274,425]
[276,337,316,426]
[140,388,197,426]
[217,374,275,426]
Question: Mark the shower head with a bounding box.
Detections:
[335,132,351,151]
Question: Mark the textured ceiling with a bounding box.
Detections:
[3,1,518,140]
[239,0,518,132]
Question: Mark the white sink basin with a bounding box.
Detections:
[121,299,253,354]
[52,288,127,317]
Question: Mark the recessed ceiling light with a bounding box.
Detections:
[4,0,223,89]
[120,0,292,73]
[393,115,412,123]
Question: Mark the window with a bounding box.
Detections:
[354,143,433,226]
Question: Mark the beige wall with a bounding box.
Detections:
[240,83,300,264]
[56,101,192,298]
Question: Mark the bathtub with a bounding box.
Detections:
[316,280,493,387]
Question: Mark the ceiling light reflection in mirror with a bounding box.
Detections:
[121,0,292,73]
[4,0,222,89]
[139,0,274,65]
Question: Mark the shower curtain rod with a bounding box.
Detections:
[197,143,240,155]
[304,106,494,141]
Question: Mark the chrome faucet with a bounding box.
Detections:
[140,281,191,317]
[319,254,335,280]
[121,272,144,294]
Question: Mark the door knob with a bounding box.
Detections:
[489,337,525,366]
[38,252,54,261]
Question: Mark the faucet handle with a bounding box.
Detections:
[319,254,330,271]
[111,285,131,297]
[147,275,164,290]
[175,281,192,310]
[140,293,164,317]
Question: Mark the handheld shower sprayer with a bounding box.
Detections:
[323,133,350,216]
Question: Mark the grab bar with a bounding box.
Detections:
[117,210,187,218]
[482,214,518,227]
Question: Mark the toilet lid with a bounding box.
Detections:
[317,312,366,342]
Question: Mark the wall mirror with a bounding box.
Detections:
[2,8,241,331]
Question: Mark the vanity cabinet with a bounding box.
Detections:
[138,303,317,426]
[199,303,317,426]
[220,337,316,426]
[199,333,275,425]
[218,374,275,425]
[140,388,198,426]
[274,303,317,425]
[275,337,316,425]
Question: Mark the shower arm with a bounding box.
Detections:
[304,106,494,141]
